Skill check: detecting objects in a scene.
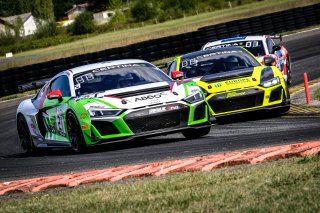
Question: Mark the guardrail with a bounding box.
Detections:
[0,3,319,97]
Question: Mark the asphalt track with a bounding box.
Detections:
[0,29,319,182]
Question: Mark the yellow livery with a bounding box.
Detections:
[167,47,290,117]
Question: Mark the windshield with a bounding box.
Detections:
[73,63,171,96]
[204,40,266,57]
[181,49,260,79]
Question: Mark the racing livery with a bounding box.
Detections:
[201,35,292,85]
[167,47,290,117]
[17,60,211,154]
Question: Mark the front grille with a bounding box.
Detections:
[209,89,264,113]
[125,108,189,134]
[194,103,206,120]
[92,121,120,136]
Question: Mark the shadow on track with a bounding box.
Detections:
[2,136,188,158]
[215,110,287,125]
[2,110,287,158]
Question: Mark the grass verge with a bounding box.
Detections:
[1,155,319,212]
[0,90,36,102]
[0,0,319,71]
[313,88,320,100]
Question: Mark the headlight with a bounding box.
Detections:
[88,108,123,117]
[261,77,280,88]
[183,91,204,104]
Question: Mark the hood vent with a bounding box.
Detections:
[200,68,253,84]
[110,85,170,98]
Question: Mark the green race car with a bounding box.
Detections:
[167,46,290,117]
[17,59,211,154]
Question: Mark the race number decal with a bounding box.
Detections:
[56,108,66,137]
[75,73,94,84]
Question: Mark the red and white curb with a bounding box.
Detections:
[1,141,319,196]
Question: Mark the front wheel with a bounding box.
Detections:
[182,126,211,139]
[67,111,86,153]
[17,115,38,155]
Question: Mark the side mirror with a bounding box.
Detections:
[47,90,63,102]
[171,71,184,80]
[271,45,281,53]
[263,56,276,66]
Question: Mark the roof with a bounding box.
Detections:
[65,3,89,15]
[67,59,151,75]
[203,35,267,49]
[0,12,32,25]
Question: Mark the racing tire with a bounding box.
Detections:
[67,111,86,154]
[273,90,290,115]
[17,115,38,155]
[182,126,211,139]
[286,58,292,86]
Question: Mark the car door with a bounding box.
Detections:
[41,75,72,143]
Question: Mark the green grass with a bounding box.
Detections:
[313,88,320,100]
[0,90,36,102]
[0,0,319,71]
[1,155,319,212]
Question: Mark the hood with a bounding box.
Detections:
[200,68,253,83]
[197,67,260,93]
[78,81,200,110]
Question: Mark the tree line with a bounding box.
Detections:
[0,0,262,55]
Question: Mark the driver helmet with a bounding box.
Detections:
[118,73,134,88]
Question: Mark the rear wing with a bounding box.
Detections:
[270,34,283,42]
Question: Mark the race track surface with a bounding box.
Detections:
[0,28,319,181]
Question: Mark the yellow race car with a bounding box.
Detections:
[167,46,290,117]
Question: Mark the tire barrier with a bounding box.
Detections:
[0,3,319,97]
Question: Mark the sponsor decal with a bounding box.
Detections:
[206,40,262,50]
[56,108,66,137]
[74,83,81,89]
[135,92,166,102]
[225,78,250,85]
[215,83,222,88]
[92,63,147,73]
[149,106,167,114]
[227,92,246,98]
[89,105,108,109]
[148,105,182,115]
[80,114,87,119]
[47,125,56,134]
[181,50,242,68]
[167,105,181,111]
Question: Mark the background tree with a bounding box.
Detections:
[70,11,95,35]
[109,0,122,10]
[13,17,24,38]
[131,0,158,22]
[31,0,55,22]
[0,0,31,16]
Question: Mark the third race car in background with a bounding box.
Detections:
[201,35,292,85]
[166,46,290,118]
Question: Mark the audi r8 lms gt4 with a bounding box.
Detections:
[166,46,290,118]
[16,59,211,154]
[201,35,292,85]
